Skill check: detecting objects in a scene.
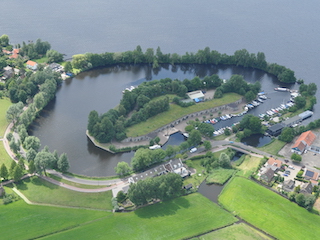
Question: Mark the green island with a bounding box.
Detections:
[2,34,320,240]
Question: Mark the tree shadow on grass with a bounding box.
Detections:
[16,179,29,191]
[134,197,191,218]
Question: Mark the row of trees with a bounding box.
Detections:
[235,114,263,140]
[71,47,296,83]
[127,172,183,206]
[20,39,51,60]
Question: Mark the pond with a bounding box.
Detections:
[198,181,224,203]
[240,134,272,148]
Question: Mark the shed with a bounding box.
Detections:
[299,111,313,120]
[187,90,204,102]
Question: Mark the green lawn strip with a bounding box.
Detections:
[198,222,272,240]
[0,200,109,240]
[65,171,119,180]
[14,176,113,210]
[0,143,13,168]
[33,56,49,64]
[47,173,110,189]
[235,155,263,178]
[127,93,241,137]
[206,168,235,185]
[219,177,320,240]
[258,139,286,156]
[0,97,12,136]
[42,193,237,240]
[184,158,207,186]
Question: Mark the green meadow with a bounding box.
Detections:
[219,177,320,240]
[43,193,237,240]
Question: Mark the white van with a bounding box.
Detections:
[190,148,197,153]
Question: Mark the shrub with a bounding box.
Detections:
[291,153,302,162]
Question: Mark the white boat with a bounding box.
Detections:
[274,87,289,92]
[122,86,135,93]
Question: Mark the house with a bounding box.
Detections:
[303,169,319,181]
[26,60,38,70]
[48,63,63,72]
[260,168,275,183]
[183,184,193,190]
[266,123,285,136]
[265,157,283,171]
[283,115,302,127]
[291,130,316,154]
[3,68,14,80]
[300,182,313,194]
[282,179,295,192]
[9,48,20,59]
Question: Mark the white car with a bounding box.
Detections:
[190,148,197,153]
[288,165,295,170]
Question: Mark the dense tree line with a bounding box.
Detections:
[20,39,51,59]
[236,114,263,140]
[127,172,183,206]
[72,46,296,83]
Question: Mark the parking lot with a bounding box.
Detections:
[281,164,300,181]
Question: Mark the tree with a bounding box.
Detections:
[46,49,63,63]
[279,127,294,143]
[28,160,36,174]
[64,61,73,73]
[18,158,25,170]
[307,83,317,96]
[114,161,131,176]
[0,164,9,180]
[12,165,23,182]
[188,129,202,147]
[291,153,302,162]
[9,161,17,177]
[203,140,212,150]
[295,193,305,207]
[278,69,296,83]
[294,96,306,109]
[0,34,9,46]
[34,151,56,174]
[245,91,256,102]
[154,136,160,144]
[34,92,45,110]
[57,153,70,172]
[218,152,232,168]
[9,139,20,154]
[116,190,127,203]
[26,148,37,162]
[6,101,24,127]
[24,136,41,152]
[18,125,28,143]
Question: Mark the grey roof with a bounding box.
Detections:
[283,179,295,191]
[261,168,275,182]
[300,182,313,194]
[299,111,313,120]
[283,115,301,126]
[267,123,285,135]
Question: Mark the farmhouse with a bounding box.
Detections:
[291,130,316,155]
[26,60,38,70]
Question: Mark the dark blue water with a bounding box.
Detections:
[241,134,272,148]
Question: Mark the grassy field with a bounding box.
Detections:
[183,159,207,186]
[219,177,320,240]
[43,193,237,240]
[196,223,272,240]
[0,97,11,136]
[14,176,113,210]
[206,168,235,185]
[47,174,110,189]
[126,93,241,137]
[258,139,286,156]
[0,143,13,168]
[0,200,109,240]
[236,155,263,178]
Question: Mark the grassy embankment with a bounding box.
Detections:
[196,222,272,240]
[258,138,286,157]
[42,193,237,240]
[12,176,113,210]
[126,93,242,137]
[0,200,109,240]
[235,155,264,178]
[47,174,110,189]
[219,177,320,240]
[206,168,235,185]
[0,97,13,168]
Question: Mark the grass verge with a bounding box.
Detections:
[43,193,237,240]
[258,139,286,156]
[13,176,113,210]
[0,200,109,240]
[219,177,320,240]
[126,93,241,137]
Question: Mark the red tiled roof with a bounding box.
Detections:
[267,157,282,168]
[26,60,37,67]
[293,131,316,150]
[13,48,19,54]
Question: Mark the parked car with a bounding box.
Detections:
[285,170,291,174]
[283,173,289,177]
[288,165,295,170]
[190,148,197,153]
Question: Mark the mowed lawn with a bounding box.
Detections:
[206,168,235,185]
[15,177,113,210]
[0,97,11,136]
[258,139,286,156]
[126,93,241,137]
[198,222,272,240]
[0,200,109,240]
[219,177,320,240]
[0,143,13,168]
[43,193,237,240]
